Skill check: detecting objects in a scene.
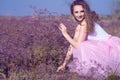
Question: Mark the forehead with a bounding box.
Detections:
[73,5,84,11]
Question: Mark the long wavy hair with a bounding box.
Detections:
[71,0,99,34]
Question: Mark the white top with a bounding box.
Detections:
[88,23,111,40]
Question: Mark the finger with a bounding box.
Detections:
[56,69,60,72]
[60,23,63,26]
[60,23,66,30]
[59,23,64,28]
[56,67,63,72]
[58,24,62,30]
[56,68,60,72]
[61,67,64,71]
[58,26,62,30]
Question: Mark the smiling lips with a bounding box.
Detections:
[78,16,83,18]
[77,16,84,20]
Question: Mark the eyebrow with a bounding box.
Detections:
[74,10,84,13]
[74,11,78,13]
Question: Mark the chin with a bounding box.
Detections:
[76,19,83,22]
[76,18,85,22]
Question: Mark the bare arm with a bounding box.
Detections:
[62,25,80,66]
[59,23,87,48]
[57,25,80,72]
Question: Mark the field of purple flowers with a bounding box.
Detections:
[0,15,120,80]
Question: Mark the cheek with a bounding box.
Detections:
[73,14,78,19]
[73,13,78,17]
[73,14,77,17]
[82,13,85,16]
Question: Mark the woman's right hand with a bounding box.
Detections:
[56,64,65,72]
[58,23,67,35]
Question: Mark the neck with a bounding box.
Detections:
[80,19,86,26]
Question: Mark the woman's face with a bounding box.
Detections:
[73,5,85,22]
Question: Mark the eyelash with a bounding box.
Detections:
[81,10,84,12]
[74,10,84,13]
[75,11,78,13]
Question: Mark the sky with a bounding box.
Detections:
[0,0,120,16]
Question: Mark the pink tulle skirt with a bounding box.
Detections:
[67,36,120,79]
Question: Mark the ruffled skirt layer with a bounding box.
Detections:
[68,36,120,79]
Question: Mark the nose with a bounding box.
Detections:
[78,12,82,16]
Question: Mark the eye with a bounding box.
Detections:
[74,11,78,13]
[81,10,84,12]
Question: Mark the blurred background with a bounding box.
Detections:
[0,0,120,16]
[0,0,120,80]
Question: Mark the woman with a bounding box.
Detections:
[56,0,120,78]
